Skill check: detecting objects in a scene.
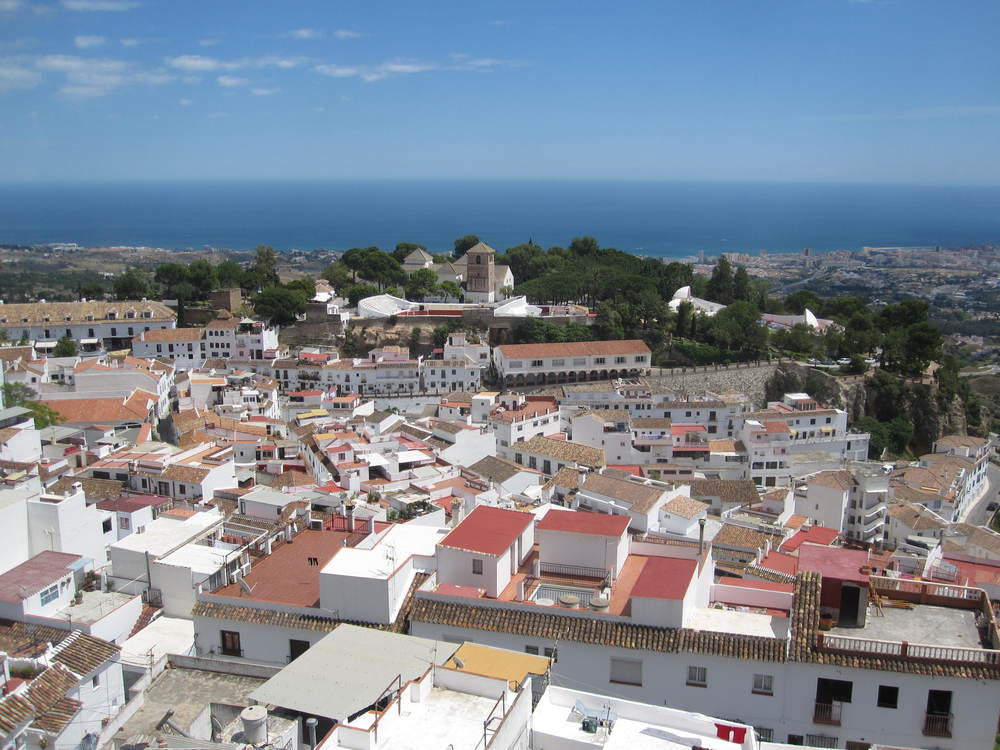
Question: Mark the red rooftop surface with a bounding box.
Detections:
[630,556,697,600]
[214,529,352,607]
[797,544,877,585]
[719,578,794,594]
[607,465,643,477]
[438,506,533,556]
[757,551,799,577]
[0,551,81,603]
[96,495,169,514]
[537,509,629,538]
[780,525,840,552]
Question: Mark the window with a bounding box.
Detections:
[39,584,59,606]
[307,557,319,566]
[752,674,773,695]
[92,674,100,688]
[544,647,557,660]
[531,359,543,367]
[472,558,483,575]
[615,356,626,364]
[220,630,242,657]
[119,516,130,530]
[594,357,605,365]
[551,359,565,367]
[525,645,539,655]
[686,665,707,687]
[102,518,113,534]
[804,736,838,749]
[609,657,642,686]
[755,728,774,742]
[289,639,310,661]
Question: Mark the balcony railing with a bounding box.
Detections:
[812,701,842,725]
[818,633,1000,665]
[538,561,611,582]
[923,712,953,737]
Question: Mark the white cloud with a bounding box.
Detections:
[251,87,278,96]
[198,38,219,47]
[178,96,191,106]
[0,59,41,91]
[334,29,362,39]
[217,74,247,87]
[167,54,228,72]
[490,19,505,26]
[0,0,23,11]
[61,0,140,10]
[285,28,321,39]
[35,54,174,98]
[313,63,359,78]
[167,54,309,72]
[132,68,173,84]
[120,37,140,47]
[181,74,199,83]
[74,35,107,49]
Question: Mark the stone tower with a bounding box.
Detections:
[464,241,496,303]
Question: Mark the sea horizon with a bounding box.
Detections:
[1,178,998,258]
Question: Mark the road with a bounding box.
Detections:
[961,460,1000,528]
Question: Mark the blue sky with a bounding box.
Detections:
[1,0,998,183]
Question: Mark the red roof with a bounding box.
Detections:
[780,525,840,552]
[630,556,696,600]
[289,390,323,397]
[435,583,484,597]
[757,551,799,576]
[720,578,794,594]
[671,424,706,435]
[797,545,874,584]
[438,506,533,556]
[0,551,81,603]
[95,495,167,513]
[537,509,629,537]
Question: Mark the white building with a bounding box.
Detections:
[793,468,888,545]
[494,340,652,388]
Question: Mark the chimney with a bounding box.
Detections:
[577,466,588,488]
[345,501,355,533]
[450,498,463,527]
[698,517,706,557]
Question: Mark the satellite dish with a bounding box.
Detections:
[452,657,465,669]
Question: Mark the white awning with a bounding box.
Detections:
[79,338,99,344]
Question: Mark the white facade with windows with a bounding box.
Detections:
[494,340,651,387]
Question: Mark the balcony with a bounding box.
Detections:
[923,713,953,738]
[812,701,842,726]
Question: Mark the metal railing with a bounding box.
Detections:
[812,702,842,725]
[538,562,610,582]
[923,713,953,737]
[819,633,1000,665]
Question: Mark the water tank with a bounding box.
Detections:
[240,705,268,745]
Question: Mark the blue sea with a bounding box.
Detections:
[1,180,998,257]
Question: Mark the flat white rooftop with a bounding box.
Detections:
[533,686,755,750]
[158,542,232,577]
[323,524,448,579]
[685,607,790,640]
[111,511,221,557]
[121,616,195,668]
[53,590,135,625]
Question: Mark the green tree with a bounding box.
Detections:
[246,245,280,290]
[437,280,464,302]
[252,287,308,325]
[568,236,600,256]
[216,259,246,288]
[52,336,77,357]
[710,300,768,354]
[453,235,481,259]
[733,266,751,302]
[113,267,153,300]
[705,256,735,305]
[784,290,822,315]
[346,284,380,307]
[2,383,63,428]
[154,263,190,296]
[187,259,219,299]
[404,268,439,300]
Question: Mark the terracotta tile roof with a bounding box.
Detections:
[137,327,205,342]
[467,455,535,484]
[537,509,629,537]
[579,473,665,513]
[409,597,787,662]
[0,620,71,658]
[25,665,81,733]
[439,506,533,556]
[51,631,120,676]
[790,573,1000,679]
[41,390,158,424]
[887,501,948,530]
[543,466,583,492]
[497,339,650,360]
[0,693,35,735]
[159,464,210,483]
[712,524,783,552]
[935,434,989,448]
[662,495,709,520]
[807,470,856,491]
[632,417,672,429]
[780,526,839,552]
[0,346,35,363]
[47,476,125,500]
[688,479,760,506]
[0,300,174,325]
[517,436,604,467]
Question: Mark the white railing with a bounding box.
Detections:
[820,633,1000,665]
[870,575,982,601]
